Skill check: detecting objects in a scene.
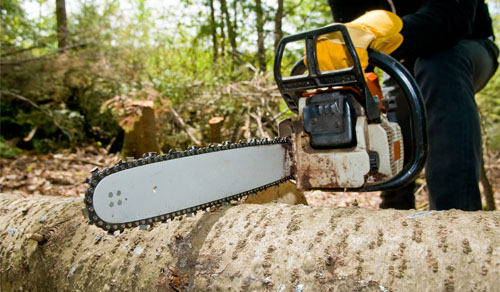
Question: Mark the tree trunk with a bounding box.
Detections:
[209,0,218,62]
[480,156,496,211]
[274,0,284,52]
[1,193,499,291]
[232,0,238,38]
[122,106,160,159]
[219,11,226,57]
[220,0,237,60]
[55,0,68,52]
[255,0,266,72]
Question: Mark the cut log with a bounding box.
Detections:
[1,193,499,291]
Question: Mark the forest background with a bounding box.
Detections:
[1,0,336,154]
[1,0,499,209]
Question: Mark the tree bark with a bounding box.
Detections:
[55,0,68,52]
[1,194,500,291]
[219,0,237,59]
[219,10,226,57]
[274,0,284,52]
[208,116,224,143]
[255,0,266,72]
[480,156,496,211]
[231,0,238,38]
[209,0,218,62]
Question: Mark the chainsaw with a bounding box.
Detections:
[83,24,427,232]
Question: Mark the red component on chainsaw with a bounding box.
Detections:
[365,72,385,110]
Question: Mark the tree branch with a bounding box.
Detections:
[0,45,45,57]
[0,43,89,65]
[170,108,201,146]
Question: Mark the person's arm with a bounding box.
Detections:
[313,10,403,71]
[392,0,478,60]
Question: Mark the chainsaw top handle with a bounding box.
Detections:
[273,24,428,191]
[274,24,380,122]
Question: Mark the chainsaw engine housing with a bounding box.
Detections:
[302,90,357,149]
[280,90,404,190]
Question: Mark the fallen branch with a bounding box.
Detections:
[51,156,105,168]
[170,108,201,146]
[235,115,251,142]
[0,43,89,65]
[479,111,497,210]
[249,107,269,138]
[481,158,496,211]
[0,90,75,142]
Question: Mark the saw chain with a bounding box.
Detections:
[83,137,293,232]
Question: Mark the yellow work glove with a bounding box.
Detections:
[312,10,403,71]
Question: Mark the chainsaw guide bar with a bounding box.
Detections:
[84,138,293,232]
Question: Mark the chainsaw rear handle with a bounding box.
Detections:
[362,50,428,191]
[274,24,381,121]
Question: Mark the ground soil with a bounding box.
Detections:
[0,145,119,197]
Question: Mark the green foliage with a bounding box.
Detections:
[0,137,22,158]
[0,48,124,150]
[477,12,500,151]
[2,0,497,155]
[478,69,500,150]
[284,0,332,32]
[1,1,133,152]
[279,100,295,120]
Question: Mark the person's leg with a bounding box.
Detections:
[414,39,498,211]
[379,181,416,209]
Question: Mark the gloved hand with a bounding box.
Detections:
[311,10,403,71]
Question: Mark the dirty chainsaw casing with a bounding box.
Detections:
[279,90,404,191]
[274,24,427,192]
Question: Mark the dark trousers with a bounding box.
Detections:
[382,39,498,210]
